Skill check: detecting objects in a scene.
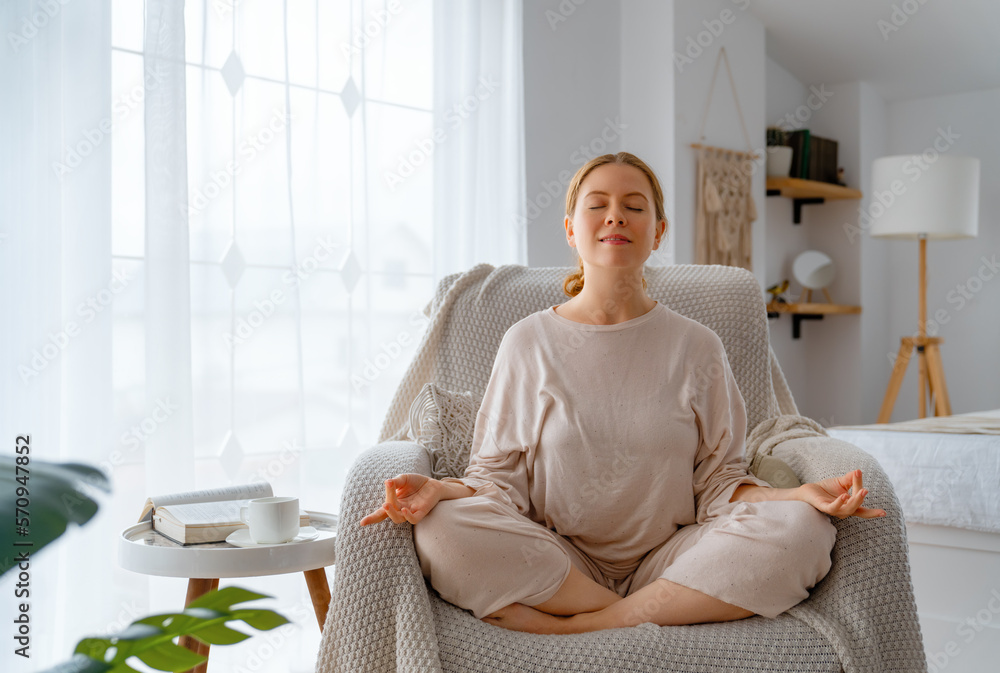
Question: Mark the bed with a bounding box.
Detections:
[826,409,1000,673]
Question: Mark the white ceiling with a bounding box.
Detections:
[745,0,1000,102]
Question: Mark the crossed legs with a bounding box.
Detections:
[414,496,834,634]
[485,566,753,634]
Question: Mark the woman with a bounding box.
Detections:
[360,152,886,635]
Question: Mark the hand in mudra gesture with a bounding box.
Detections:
[360,473,443,526]
[798,469,887,519]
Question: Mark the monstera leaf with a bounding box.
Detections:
[0,454,110,576]
[39,587,290,673]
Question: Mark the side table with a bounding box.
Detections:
[119,510,338,673]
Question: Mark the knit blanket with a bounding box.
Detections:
[315,263,927,673]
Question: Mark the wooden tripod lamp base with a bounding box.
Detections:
[877,335,952,423]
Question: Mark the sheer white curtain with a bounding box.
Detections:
[2,0,525,671]
[433,0,526,276]
[1,0,116,667]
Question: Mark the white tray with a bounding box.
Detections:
[118,510,337,579]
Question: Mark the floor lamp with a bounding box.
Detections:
[869,155,980,423]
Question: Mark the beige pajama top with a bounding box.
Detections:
[442,301,771,581]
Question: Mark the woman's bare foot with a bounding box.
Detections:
[481,603,568,634]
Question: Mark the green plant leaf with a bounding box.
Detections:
[134,642,207,671]
[0,455,108,577]
[230,608,290,631]
[135,612,199,636]
[115,623,164,641]
[189,623,251,645]
[59,586,290,672]
[75,637,113,660]
[186,586,270,611]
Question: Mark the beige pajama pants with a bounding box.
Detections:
[414,495,837,621]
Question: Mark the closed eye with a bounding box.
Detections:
[589,207,643,211]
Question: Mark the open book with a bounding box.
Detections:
[138,482,309,545]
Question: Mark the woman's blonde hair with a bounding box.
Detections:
[562,152,669,297]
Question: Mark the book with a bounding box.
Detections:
[138,482,310,545]
[787,129,810,179]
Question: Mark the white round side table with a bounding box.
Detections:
[119,510,337,673]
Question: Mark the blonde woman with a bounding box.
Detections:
[361,152,885,635]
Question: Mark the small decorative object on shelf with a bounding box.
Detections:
[766,279,790,305]
[766,252,860,338]
[792,250,836,303]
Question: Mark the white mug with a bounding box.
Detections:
[239,496,299,544]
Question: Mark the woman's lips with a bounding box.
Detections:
[601,239,630,245]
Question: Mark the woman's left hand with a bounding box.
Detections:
[797,469,887,519]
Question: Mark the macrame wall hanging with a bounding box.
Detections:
[692,47,760,271]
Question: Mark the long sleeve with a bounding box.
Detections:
[690,339,771,523]
[440,328,536,516]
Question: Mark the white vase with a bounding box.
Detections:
[766,146,793,177]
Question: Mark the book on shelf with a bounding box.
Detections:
[138,482,309,545]
[787,129,810,179]
[784,130,839,184]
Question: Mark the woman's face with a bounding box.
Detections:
[565,162,666,273]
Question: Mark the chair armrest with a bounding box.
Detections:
[771,435,928,673]
[315,441,444,673]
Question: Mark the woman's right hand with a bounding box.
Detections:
[359,473,443,526]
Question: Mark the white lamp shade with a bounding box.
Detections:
[869,155,980,239]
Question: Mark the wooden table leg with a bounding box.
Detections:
[179,577,219,673]
[303,568,331,631]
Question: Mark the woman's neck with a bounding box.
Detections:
[556,290,657,326]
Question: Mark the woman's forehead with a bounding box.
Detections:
[581,164,650,195]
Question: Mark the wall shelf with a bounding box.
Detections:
[766,301,862,339]
[766,177,863,223]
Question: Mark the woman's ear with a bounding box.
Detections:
[565,216,575,247]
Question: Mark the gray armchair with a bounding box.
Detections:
[315,263,927,673]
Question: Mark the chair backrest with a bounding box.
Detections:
[378,263,781,443]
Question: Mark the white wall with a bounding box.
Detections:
[621,0,675,268]
[883,88,1000,418]
[857,81,892,423]
[522,0,624,269]
[673,0,766,286]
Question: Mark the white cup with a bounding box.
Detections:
[239,496,299,544]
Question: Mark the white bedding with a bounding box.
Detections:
[827,409,1000,534]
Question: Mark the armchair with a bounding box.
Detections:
[315,263,927,673]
